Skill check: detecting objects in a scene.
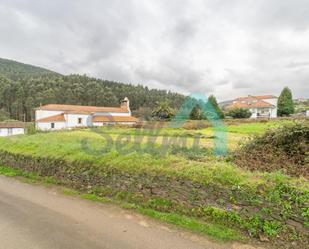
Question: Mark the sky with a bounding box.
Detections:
[0,0,309,101]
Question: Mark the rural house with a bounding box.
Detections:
[35,97,139,130]
[225,95,278,118]
[0,122,25,137]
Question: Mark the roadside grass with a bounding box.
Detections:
[0,129,307,190]
[0,120,308,246]
[0,165,243,242]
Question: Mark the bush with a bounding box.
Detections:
[227,108,252,119]
[234,122,309,178]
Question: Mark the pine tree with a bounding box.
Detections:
[189,105,203,120]
[207,95,224,119]
[277,87,294,116]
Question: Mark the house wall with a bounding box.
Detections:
[65,114,92,128]
[263,98,278,107]
[92,122,136,126]
[36,122,66,131]
[249,108,257,118]
[35,110,64,120]
[249,107,277,119]
[94,112,131,117]
[35,109,132,130]
[0,128,25,137]
[270,107,277,118]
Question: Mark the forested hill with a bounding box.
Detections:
[0,58,185,121]
[0,58,59,79]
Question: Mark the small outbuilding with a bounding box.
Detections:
[0,122,25,137]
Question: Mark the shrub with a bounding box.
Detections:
[227,108,252,119]
[234,122,309,178]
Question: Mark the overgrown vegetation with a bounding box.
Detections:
[235,122,309,178]
[226,108,252,119]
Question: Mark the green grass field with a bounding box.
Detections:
[0,120,306,187]
[0,119,308,245]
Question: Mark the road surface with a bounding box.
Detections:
[0,176,257,249]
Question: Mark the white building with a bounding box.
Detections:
[226,95,278,118]
[35,97,139,131]
[0,122,25,137]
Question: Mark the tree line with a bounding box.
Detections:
[0,73,186,121]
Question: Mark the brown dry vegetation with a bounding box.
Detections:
[234,122,309,178]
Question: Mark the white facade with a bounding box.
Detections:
[35,98,138,131]
[36,121,66,131]
[249,106,278,119]
[306,110,309,117]
[228,95,278,119]
[0,127,25,137]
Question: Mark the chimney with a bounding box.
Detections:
[120,97,130,109]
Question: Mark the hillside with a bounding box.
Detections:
[0,58,185,121]
[0,57,59,79]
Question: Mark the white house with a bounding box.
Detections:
[226,95,278,118]
[35,97,139,131]
[0,122,25,137]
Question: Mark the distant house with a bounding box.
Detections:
[225,95,278,119]
[0,122,25,137]
[306,110,309,118]
[35,97,139,131]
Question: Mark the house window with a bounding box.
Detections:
[78,118,82,124]
[51,123,55,129]
[8,128,13,135]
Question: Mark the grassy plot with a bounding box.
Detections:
[0,121,308,247]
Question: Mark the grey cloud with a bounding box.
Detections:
[286,61,309,69]
[0,0,308,100]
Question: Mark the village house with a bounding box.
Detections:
[0,122,25,137]
[35,97,139,131]
[225,95,278,118]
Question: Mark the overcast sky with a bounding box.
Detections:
[1,0,308,101]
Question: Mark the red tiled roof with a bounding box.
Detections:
[226,100,274,110]
[36,114,65,123]
[0,122,25,128]
[36,104,129,113]
[92,115,139,123]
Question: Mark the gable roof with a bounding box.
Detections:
[36,104,129,114]
[92,115,139,123]
[36,113,65,123]
[226,100,275,110]
[36,114,139,123]
[0,122,25,128]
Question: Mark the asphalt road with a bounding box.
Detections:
[0,176,256,249]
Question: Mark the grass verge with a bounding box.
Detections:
[0,165,243,242]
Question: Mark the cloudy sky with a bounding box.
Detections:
[1,0,308,101]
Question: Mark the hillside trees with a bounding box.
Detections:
[0,73,185,121]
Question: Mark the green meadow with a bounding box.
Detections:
[0,119,308,246]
